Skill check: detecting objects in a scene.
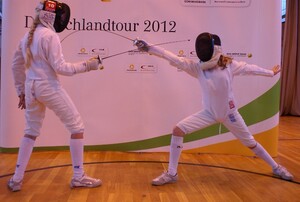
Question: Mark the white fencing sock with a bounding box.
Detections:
[168,135,183,176]
[70,138,84,179]
[13,137,35,182]
[251,142,278,169]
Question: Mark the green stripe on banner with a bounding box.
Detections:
[0,81,280,153]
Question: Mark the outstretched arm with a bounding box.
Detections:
[134,39,200,78]
[135,39,184,63]
[44,34,103,76]
[231,60,279,77]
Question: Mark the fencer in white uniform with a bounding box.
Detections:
[9,0,102,191]
[135,32,294,186]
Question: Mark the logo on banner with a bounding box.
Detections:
[126,64,157,73]
[128,50,143,56]
[226,52,253,58]
[140,64,158,73]
[180,0,251,7]
[78,48,88,56]
[91,48,107,57]
[77,47,108,57]
[126,64,138,72]
[178,50,187,58]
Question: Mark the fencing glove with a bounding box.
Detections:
[86,56,103,71]
[134,39,149,52]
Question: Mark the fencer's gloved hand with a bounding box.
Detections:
[86,55,104,71]
[134,39,149,52]
[272,65,281,75]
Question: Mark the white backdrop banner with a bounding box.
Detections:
[0,0,281,154]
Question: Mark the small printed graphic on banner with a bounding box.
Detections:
[180,0,210,6]
[100,0,111,2]
[140,64,158,73]
[126,64,158,73]
[128,50,144,56]
[226,52,252,58]
[77,47,108,57]
[178,50,187,58]
[91,48,107,57]
[126,64,138,72]
[180,0,251,7]
[78,48,89,56]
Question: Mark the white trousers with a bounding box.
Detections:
[24,79,84,136]
[176,109,256,147]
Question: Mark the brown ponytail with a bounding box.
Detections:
[25,16,40,68]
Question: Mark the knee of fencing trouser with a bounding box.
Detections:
[64,114,85,134]
[24,127,42,137]
[69,126,85,134]
[24,102,46,137]
[173,126,186,136]
[24,116,43,137]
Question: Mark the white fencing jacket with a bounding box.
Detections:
[12,24,87,96]
[148,46,275,121]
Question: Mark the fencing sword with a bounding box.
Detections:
[94,38,190,70]
[98,30,191,55]
[60,30,135,43]
[60,30,190,69]
[101,38,191,60]
[61,29,190,50]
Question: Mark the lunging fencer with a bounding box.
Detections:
[9,0,103,191]
[134,32,294,186]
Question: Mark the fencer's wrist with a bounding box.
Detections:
[74,62,89,74]
[85,61,92,71]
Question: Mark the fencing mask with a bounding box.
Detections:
[195,32,214,62]
[212,34,221,46]
[38,0,70,33]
